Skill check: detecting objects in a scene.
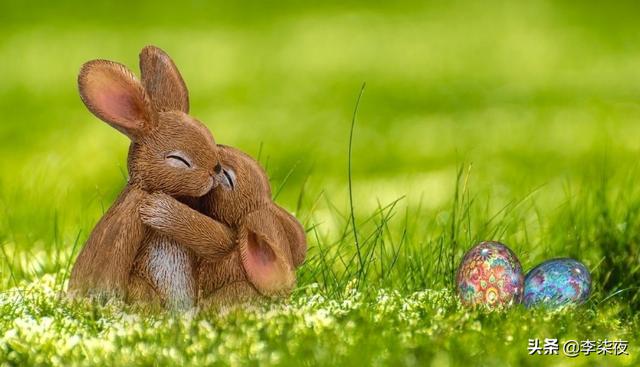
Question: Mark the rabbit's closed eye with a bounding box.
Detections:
[219,167,236,190]
[165,151,192,169]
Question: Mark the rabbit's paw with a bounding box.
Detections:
[139,192,177,229]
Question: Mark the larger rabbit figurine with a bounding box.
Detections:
[69,46,230,309]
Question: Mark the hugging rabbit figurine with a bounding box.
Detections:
[68,46,228,308]
[139,144,307,307]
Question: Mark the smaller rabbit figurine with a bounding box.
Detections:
[68,46,230,308]
[139,144,307,308]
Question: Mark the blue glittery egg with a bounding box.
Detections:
[523,258,591,308]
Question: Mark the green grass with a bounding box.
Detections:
[1,1,640,366]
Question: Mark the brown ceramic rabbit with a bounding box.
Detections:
[139,144,307,308]
[68,46,230,309]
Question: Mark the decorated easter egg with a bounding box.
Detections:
[456,241,524,308]
[523,258,591,308]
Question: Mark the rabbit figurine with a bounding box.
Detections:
[68,46,230,309]
[139,144,307,308]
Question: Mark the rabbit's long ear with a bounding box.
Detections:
[139,46,189,113]
[78,60,152,140]
[272,205,307,267]
[238,209,296,296]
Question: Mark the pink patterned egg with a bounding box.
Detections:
[456,241,524,308]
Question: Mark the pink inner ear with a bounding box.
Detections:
[245,231,278,282]
[98,91,136,120]
[249,232,276,264]
[80,63,147,134]
[92,79,144,129]
[243,231,290,294]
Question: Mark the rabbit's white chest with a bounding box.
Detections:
[146,235,195,309]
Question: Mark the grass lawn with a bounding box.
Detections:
[1,1,640,366]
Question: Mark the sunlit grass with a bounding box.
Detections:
[0,275,637,366]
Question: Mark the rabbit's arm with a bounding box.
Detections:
[68,186,147,298]
[140,192,235,261]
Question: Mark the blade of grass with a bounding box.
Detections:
[347,83,366,289]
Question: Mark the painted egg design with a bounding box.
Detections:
[523,258,591,308]
[456,241,524,308]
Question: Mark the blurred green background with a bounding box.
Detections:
[2,0,640,294]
